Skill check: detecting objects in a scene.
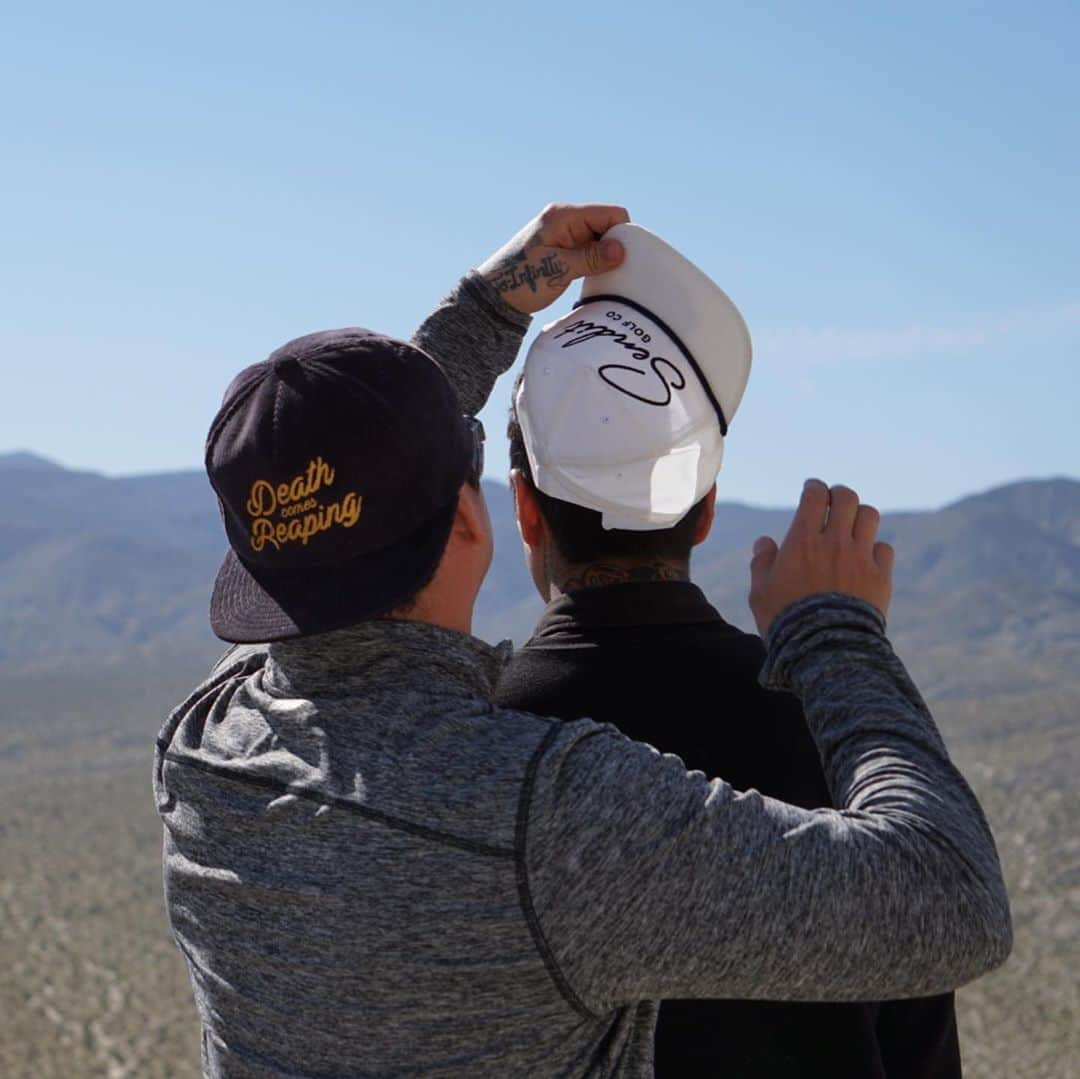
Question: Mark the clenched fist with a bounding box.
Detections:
[749,479,895,639]
[478,202,630,315]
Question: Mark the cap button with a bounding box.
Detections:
[272,354,303,378]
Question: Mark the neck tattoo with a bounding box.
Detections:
[558,562,688,593]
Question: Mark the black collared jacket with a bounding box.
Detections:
[495,580,962,1079]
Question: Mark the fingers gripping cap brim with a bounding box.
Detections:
[209,497,458,642]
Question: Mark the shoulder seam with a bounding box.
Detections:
[514,722,598,1022]
[159,746,514,859]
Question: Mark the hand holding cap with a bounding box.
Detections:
[479,203,630,315]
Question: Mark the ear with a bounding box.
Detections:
[452,482,489,545]
[692,484,717,546]
[509,470,546,548]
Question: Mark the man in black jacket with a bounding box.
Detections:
[494,224,962,1077]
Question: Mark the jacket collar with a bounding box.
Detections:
[530,580,724,640]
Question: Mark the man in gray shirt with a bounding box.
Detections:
[155,203,1011,1077]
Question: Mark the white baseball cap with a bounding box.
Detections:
[515,222,752,531]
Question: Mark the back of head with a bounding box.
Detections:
[204,329,481,642]
[507,384,707,563]
[510,223,752,567]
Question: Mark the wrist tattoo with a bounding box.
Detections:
[486,250,569,295]
[559,562,689,593]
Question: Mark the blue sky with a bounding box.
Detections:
[3,1,1077,510]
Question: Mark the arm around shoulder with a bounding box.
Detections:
[518,596,1011,1015]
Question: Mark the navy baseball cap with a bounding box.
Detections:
[206,328,475,643]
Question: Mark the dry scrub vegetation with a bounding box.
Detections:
[0,663,1075,1078]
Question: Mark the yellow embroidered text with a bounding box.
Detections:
[246,457,363,552]
[246,456,336,518]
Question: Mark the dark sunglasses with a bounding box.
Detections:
[464,416,485,484]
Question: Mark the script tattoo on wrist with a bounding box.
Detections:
[485,247,569,295]
[559,562,689,593]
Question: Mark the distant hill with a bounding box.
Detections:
[685,477,1080,699]
[2,451,1079,696]
[0,451,65,472]
[0,453,224,669]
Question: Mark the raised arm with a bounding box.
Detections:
[411,203,628,415]
[520,481,1012,1013]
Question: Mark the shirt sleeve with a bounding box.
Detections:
[520,594,1012,1017]
[411,271,532,416]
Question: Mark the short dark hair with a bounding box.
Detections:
[507,374,708,564]
[391,421,481,615]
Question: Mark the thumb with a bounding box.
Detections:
[750,535,778,587]
[873,540,895,577]
[560,238,624,281]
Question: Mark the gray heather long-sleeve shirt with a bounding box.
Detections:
[154,274,1011,1077]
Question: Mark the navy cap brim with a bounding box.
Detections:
[209,496,459,643]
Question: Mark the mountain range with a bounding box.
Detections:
[2,450,1079,698]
